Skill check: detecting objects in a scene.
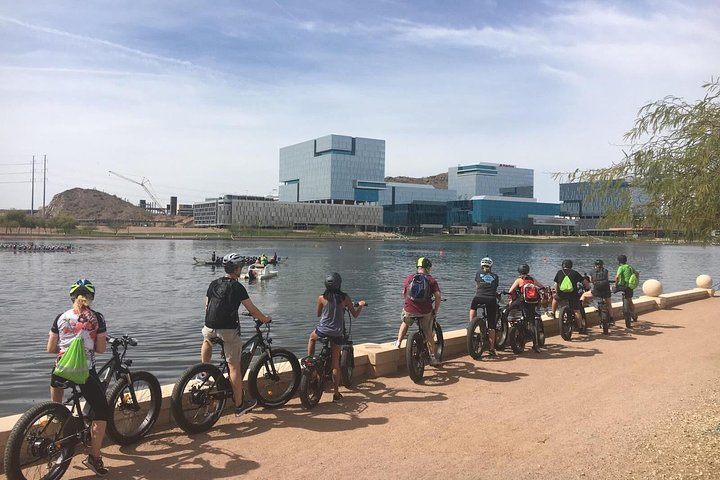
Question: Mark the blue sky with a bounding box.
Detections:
[1,0,718,209]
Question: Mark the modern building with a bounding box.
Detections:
[559,180,644,231]
[193,194,382,228]
[279,134,386,204]
[377,182,456,206]
[448,163,534,200]
[448,196,563,234]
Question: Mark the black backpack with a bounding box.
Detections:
[205,279,234,328]
[407,273,431,302]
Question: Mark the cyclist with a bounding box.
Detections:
[393,257,442,366]
[469,257,500,356]
[47,279,110,476]
[551,259,585,329]
[306,272,366,402]
[580,259,613,323]
[615,254,639,322]
[202,252,272,416]
[504,263,546,318]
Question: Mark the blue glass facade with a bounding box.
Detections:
[279,134,385,204]
[448,163,534,200]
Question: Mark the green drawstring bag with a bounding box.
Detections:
[53,336,89,385]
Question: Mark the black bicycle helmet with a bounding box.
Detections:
[417,257,432,269]
[594,259,604,267]
[70,278,95,298]
[562,259,573,269]
[518,264,530,275]
[617,254,627,264]
[325,272,342,291]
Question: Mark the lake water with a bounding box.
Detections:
[1,238,717,416]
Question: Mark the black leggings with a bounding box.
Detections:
[51,370,110,421]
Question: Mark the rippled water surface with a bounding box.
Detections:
[1,238,717,416]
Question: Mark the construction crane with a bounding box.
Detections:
[108,170,165,211]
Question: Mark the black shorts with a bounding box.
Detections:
[470,297,498,329]
[554,293,581,311]
[50,369,110,421]
[315,329,343,346]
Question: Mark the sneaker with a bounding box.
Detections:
[429,356,441,367]
[393,340,401,348]
[82,455,108,476]
[488,349,497,357]
[234,398,257,417]
[333,392,343,402]
[632,313,638,322]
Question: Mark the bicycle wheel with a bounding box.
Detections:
[106,371,162,445]
[600,310,610,335]
[433,322,444,362]
[624,298,632,328]
[466,316,487,360]
[531,319,541,353]
[559,307,574,341]
[248,348,301,408]
[509,326,525,354]
[170,363,229,434]
[537,318,546,347]
[495,312,509,351]
[4,401,76,480]
[299,367,324,409]
[340,344,354,388]
[579,307,588,334]
[406,331,426,383]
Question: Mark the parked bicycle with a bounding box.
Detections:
[405,313,444,384]
[299,303,364,409]
[98,335,162,445]
[171,317,300,434]
[466,294,507,359]
[4,380,96,480]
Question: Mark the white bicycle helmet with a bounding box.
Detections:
[222,252,244,267]
[480,257,493,267]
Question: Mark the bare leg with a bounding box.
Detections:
[50,387,63,403]
[307,330,318,356]
[227,361,243,407]
[201,339,212,363]
[90,420,107,459]
[396,322,409,345]
[331,345,341,395]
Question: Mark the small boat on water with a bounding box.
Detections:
[240,264,278,281]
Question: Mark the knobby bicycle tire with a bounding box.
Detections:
[299,367,324,409]
[624,297,632,328]
[433,322,444,362]
[495,313,509,351]
[248,349,301,408]
[466,316,487,360]
[559,307,574,341]
[106,370,162,445]
[4,401,76,480]
[406,331,426,383]
[171,363,229,434]
[510,326,525,354]
[340,345,354,388]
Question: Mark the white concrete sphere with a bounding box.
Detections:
[696,274,713,289]
[642,279,663,297]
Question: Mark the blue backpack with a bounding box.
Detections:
[407,274,431,302]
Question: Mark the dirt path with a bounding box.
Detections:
[16,297,720,480]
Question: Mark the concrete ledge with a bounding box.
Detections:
[0,289,713,466]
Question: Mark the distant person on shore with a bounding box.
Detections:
[47,279,110,475]
[615,254,639,322]
[393,257,442,366]
[202,252,271,416]
[306,272,365,402]
[211,251,216,262]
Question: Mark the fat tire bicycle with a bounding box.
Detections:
[504,295,545,354]
[299,303,364,409]
[5,380,100,480]
[405,315,444,384]
[98,335,162,445]
[170,318,300,434]
[467,295,506,359]
[558,296,587,341]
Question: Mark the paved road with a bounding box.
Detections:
[14,297,720,480]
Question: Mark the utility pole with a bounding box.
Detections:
[31,155,35,215]
[42,155,47,217]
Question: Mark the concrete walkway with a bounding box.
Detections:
[7,295,715,480]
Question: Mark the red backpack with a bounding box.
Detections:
[520,278,540,303]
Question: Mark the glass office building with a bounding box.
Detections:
[279,134,385,204]
[448,163,534,200]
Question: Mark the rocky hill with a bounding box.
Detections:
[385,173,448,190]
[46,188,154,220]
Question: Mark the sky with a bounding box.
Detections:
[0,0,718,210]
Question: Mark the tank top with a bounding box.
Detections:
[317,292,345,337]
